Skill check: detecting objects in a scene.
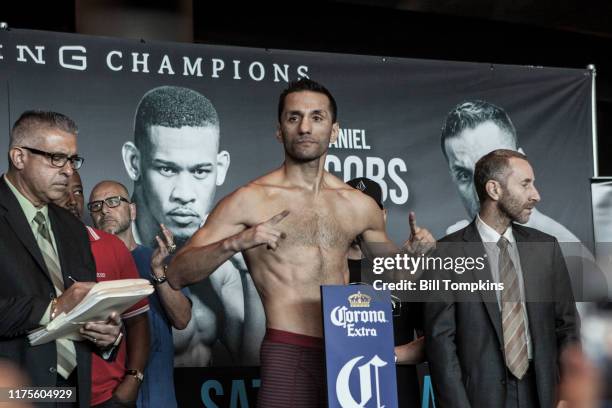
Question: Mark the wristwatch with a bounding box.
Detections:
[126,369,144,383]
[150,265,168,285]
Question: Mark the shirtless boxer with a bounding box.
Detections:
[167,79,433,407]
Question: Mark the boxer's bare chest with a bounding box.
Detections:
[244,185,364,290]
[251,188,360,251]
[281,203,350,250]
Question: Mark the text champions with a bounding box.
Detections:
[0,44,309,82]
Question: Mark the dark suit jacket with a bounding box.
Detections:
[423,220,579,408]
[0,176,96,407]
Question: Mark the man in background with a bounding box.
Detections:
[88,179,191,407]
[122,86,229,249]
[121,85,264,365]
[56,171,150,407]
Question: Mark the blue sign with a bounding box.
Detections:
[322,285,398,408]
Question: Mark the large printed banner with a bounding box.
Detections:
[0,29,594,406]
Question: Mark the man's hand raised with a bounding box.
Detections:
[404,211,435,255]
[232,210,289,251]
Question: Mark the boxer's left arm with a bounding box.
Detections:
[357,194,398,258]
[358,197,435,258]
[405,211,435,255]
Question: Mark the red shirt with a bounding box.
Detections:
[87,227,149,406]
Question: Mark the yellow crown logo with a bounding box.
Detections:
[348,291,371,308]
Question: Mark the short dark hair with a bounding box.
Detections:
[10,110,78,148]
[441,100,517,160]
[278,78,338,123]
[474,149,528,203]
[134,86,219,152]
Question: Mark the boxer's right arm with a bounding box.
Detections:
[166,187,289,289]
[166,190,248,289]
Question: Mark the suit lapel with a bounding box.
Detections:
[0,177,52,284]
[462,221,504,346]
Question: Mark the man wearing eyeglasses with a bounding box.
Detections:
[0,110,122,407]
[87,179,191,408]
[55,172,151,408]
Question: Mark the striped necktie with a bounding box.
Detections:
[33,211,77,379]
[498,236,529,379]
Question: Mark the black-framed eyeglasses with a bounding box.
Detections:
[87,196,130,212]
[20,146,84,170]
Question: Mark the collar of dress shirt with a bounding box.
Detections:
[4,174,49,224]
[476,214,515,245]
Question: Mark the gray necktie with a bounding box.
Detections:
[33,211,77,379]
[498,236,529,379]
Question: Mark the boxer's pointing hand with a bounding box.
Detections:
[236,210,289,251]
[405,211,435,255]
[267,210,290,227]
[409,211,420,237]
